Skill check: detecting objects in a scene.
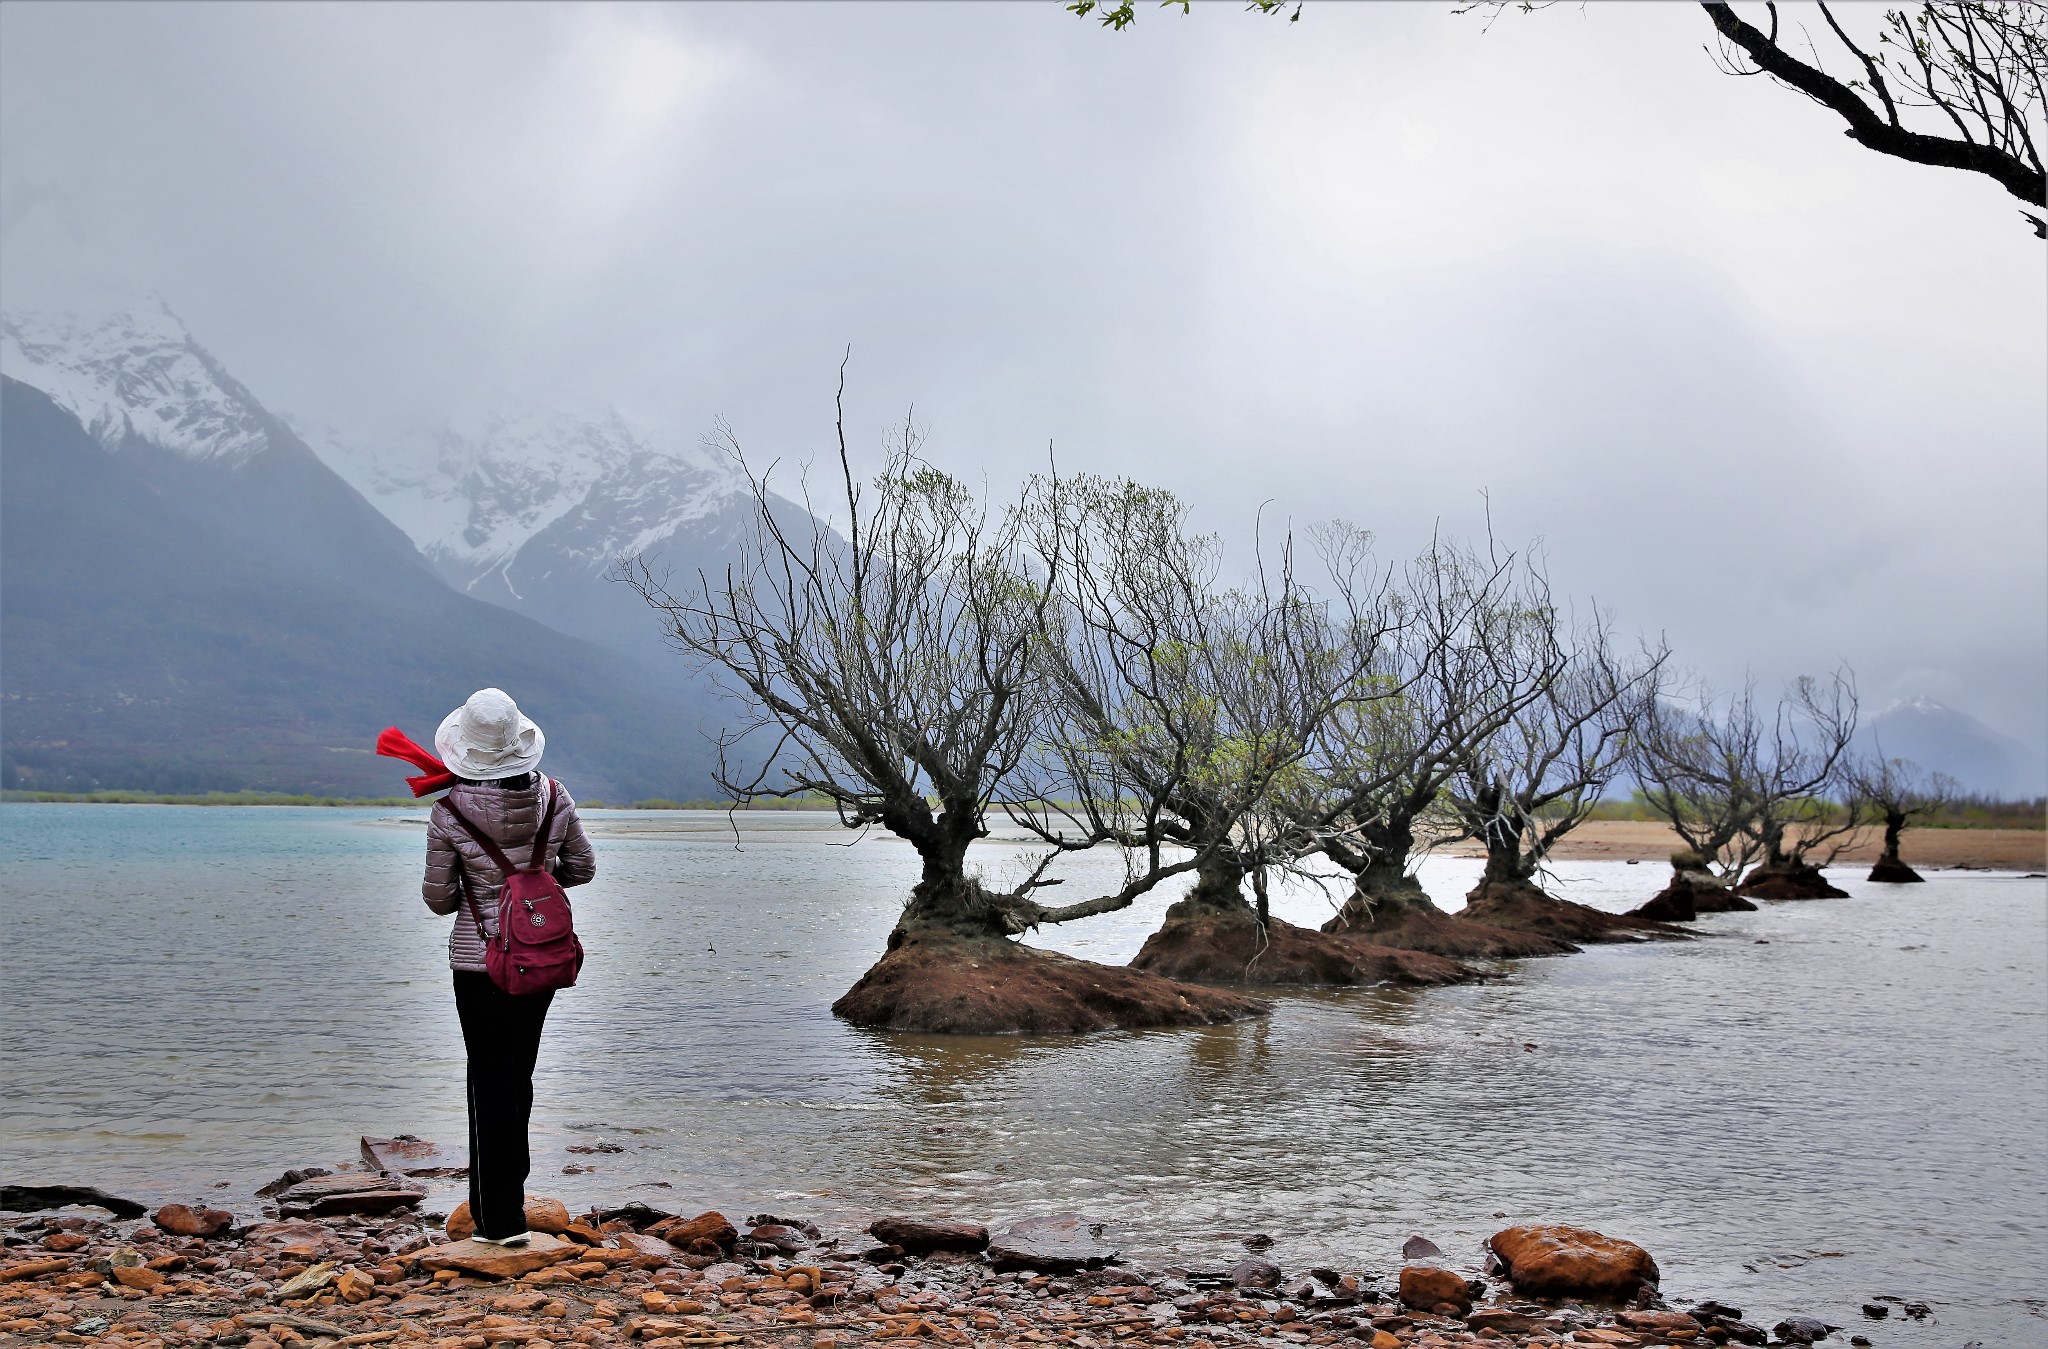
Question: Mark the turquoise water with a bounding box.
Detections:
[2,804,2044,1341]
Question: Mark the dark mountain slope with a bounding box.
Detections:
[1,376,720,800]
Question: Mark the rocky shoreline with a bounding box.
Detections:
[2,1161,1906,1349]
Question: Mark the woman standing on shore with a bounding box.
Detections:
[420,689,597,1246]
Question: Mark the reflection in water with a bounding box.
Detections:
[1,806,2043,1344]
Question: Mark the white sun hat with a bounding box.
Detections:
[435,688,545,780]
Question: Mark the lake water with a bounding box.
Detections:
[2,805,2043,1342]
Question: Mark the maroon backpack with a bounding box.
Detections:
[444,778,585,995]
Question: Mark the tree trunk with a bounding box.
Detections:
[1482,825,1530,885]
[1180,854,1250,914]
[1867,807,1924,883]
[895,825,1008,938]
[1323,813,1439,931]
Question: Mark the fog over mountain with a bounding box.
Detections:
[1859,698,2047,802]
[2,1,2043,780]
[0,304,729,799]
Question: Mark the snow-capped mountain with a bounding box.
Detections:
[1,301,274,466]
[3,299,778,656]
[308,402,752,626]
[1859,696,2045,800]
[0,303,726,799]
[1,300,440,594]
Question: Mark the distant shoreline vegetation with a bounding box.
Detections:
[0,789,841,810]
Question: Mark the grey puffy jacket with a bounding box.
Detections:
[423,777,597,971]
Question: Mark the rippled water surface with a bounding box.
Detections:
[3,805,2043,1341]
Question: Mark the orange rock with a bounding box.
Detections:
[40,1233,89,1253]
[609,1232,674,1261]
[1397,1265,1470,1314]
[334,1269,375,1303]
[153,1204,235,1238]
[659,1211,738,1254]
[112,1265,166,1291]
[1487,1224,1660,1300]
[1370,1333,1402,1349]
[417,1234,577,1281]
[1618,1308,1704,1335]
[0,1259,70,1283]
[444,1197,575,1241]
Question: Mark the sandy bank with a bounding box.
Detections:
[1444,821,2046,871]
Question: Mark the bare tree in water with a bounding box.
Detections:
[1289,540,1676,951]
[1017,475,1399,982]
[1446,613,1668,893]
[622,388,1261,1031]
[1632,671,1863,897]
[1847,754,1958,882]
[1280,537,1573,954]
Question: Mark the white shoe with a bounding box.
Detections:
[472,1232,531,1247]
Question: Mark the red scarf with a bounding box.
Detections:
[376,726,456,798]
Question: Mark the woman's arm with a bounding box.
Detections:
[423,806,463,915]
[552,790,598,889]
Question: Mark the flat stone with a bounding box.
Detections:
[610,1232,675,1260]
[416,1234,576,1280]
[361,1135,468,1177]
[1467,1308,1542,1332]
[866,1217,990,1255]
[0,1185,148,1219]
[275,1171,423,1217]
[987,1215,1119,1273]
[1619,1309,1703,1335]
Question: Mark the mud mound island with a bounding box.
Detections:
[830,927,1267,1034]
[1128,898,1475,987]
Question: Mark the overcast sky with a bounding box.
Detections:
[3,1,2043,747]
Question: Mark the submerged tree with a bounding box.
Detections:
[1446,613,1681,940]
[623,394,1261,1033]
[1632,671,1863,899]
[1300,538,1533,923]
[1848,754,1958,882]
[1271,538,1602,956]
[1289,537,1679,950]
[1017,477,1464,986]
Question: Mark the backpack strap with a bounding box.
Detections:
[444,779,561,950]
[532,778,561,874]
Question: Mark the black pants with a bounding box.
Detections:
[452,970,555,1240]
